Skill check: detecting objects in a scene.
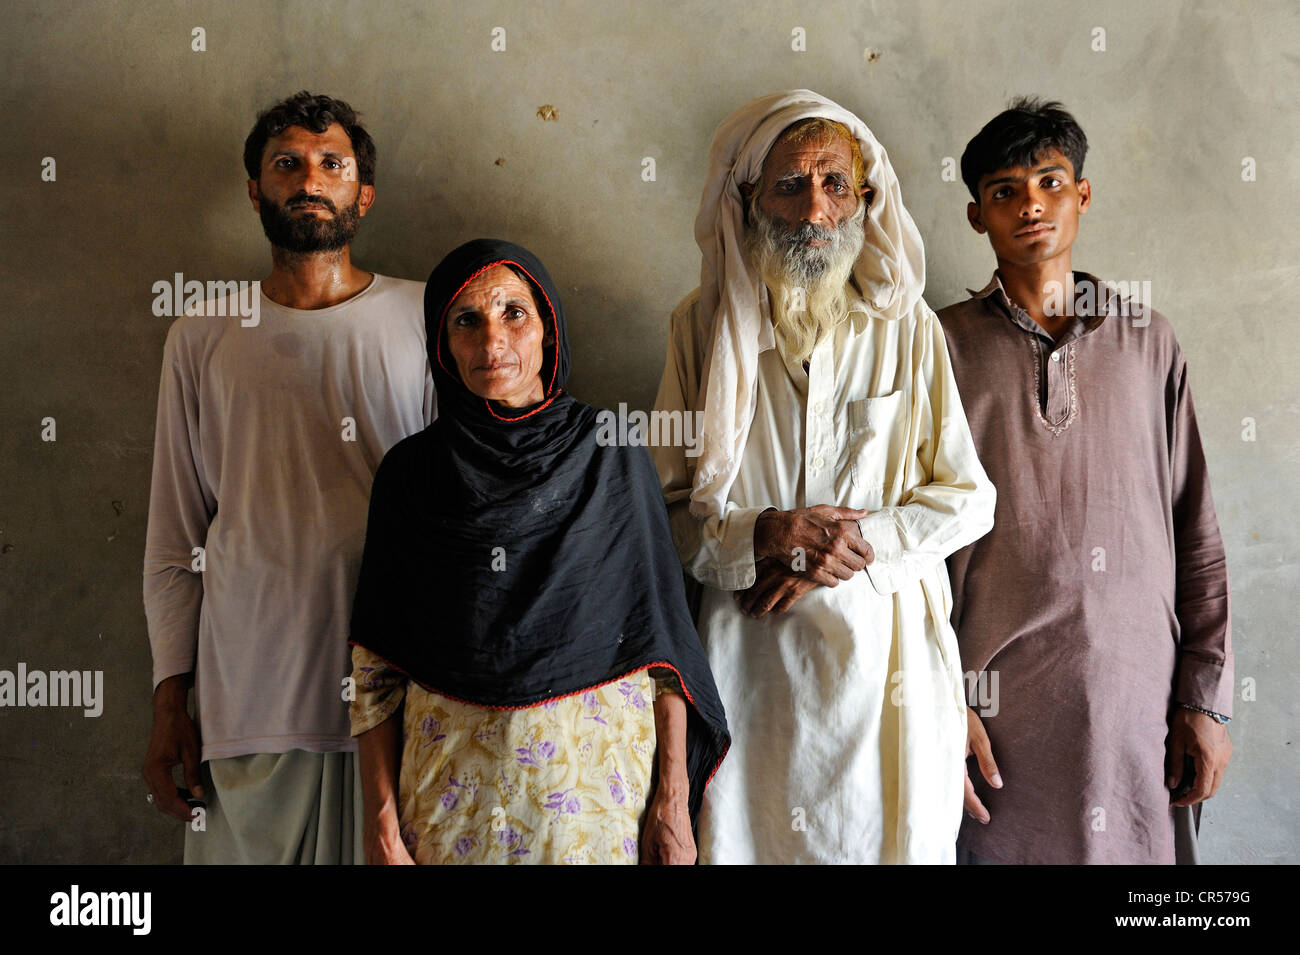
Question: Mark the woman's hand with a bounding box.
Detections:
[640,781,696,864]
[642,686,696,864]
[357,708,415,864]
[365,819,417,865]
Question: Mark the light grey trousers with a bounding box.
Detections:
[183,750,364,865]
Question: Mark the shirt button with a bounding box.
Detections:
[813,456,825,468]
[1051,351,1061,362]
[813,402,824,414]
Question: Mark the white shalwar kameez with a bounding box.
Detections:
[652,91,995,864]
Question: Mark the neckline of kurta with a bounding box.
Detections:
[968,271,1111,347]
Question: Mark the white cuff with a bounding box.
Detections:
[858,510,904,596]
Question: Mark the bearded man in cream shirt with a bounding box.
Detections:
[652,90,995,864]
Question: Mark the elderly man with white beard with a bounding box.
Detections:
[652,90,996,864]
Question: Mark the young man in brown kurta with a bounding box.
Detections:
[936,99,1233,864]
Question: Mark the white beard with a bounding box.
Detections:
[744,197,866,362]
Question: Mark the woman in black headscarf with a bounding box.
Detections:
[348,239,729,865]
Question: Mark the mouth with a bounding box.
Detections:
[1014,223,1053,239]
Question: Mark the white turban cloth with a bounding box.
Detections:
[687,89,928,523]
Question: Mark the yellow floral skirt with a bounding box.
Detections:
[351,646,658,865]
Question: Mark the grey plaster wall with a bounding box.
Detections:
[0,0,1295,864]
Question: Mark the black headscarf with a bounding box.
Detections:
[349,238,729,823]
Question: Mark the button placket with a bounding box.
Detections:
[805,341,834,499]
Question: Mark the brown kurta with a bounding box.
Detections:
[937,272,1232,864]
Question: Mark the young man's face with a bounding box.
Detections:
[247,122,374,253]
[966,147,1090,268]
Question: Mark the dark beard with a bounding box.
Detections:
[257,190,361,254]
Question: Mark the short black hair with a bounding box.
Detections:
[242,91,376,186]
[960,97,1087,202]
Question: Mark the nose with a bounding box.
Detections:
[800,186,836,226]
[298,161,327,196]
[481,316,509,355]
[1019,188,1045,218]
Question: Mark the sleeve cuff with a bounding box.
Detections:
[1174,654,1234,720]
[648,665,684,698]
[858,510,905,596]
[688,504,766,592]
[151,659,196,693]
[348,645,407,736]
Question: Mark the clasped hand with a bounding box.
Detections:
[736,505,874,617]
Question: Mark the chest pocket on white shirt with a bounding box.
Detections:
[848,390,906,494]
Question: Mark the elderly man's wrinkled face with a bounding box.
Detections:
[446,265,547,409]
[744,133,869,286]
[742,131,870,361]
[754,135,863,229]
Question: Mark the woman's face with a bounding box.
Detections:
[445,265,547,408]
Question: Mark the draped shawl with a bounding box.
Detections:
[349,238,730,822]
[689,89,929,522]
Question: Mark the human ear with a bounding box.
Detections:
[247,179,260,211]
[1076,178,1091,214]
[966,201,986,235]
[737,180,757,227]
[357,184,376,217]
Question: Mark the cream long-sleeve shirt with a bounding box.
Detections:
[652,289,995,863]
[143,274,434,761]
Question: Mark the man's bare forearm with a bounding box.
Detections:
[152,672,193,712]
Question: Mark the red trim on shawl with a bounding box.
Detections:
[436,258,564,424]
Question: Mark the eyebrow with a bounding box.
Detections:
[772,166,852,183]
[451,296,533,315]
[267,148,349,162]
[983,164,1069,189]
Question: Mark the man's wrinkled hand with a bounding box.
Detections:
[754,505,874,587]
[736,557,820,617]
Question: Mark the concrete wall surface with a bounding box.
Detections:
[0,0,1295,865]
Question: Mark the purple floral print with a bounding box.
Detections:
[617,680,648,711]
[543,789,581,820]
[497,825,530,857]
[582,690,607,725]
[420,714,446,747]
[439,775,470,812]
[607,768,626,805]
[515,739,556,768]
